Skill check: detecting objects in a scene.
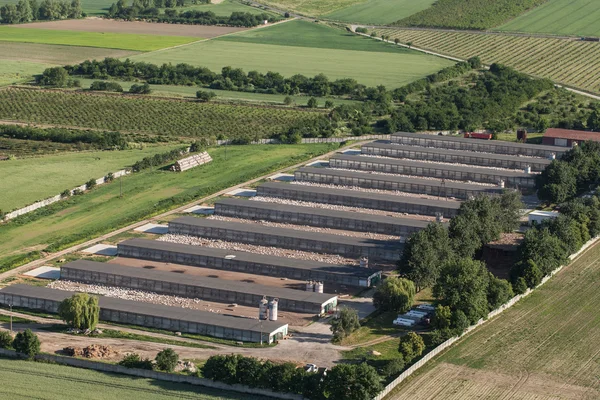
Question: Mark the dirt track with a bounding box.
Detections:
[11,18,247,38]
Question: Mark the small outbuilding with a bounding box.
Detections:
[542,128,600,147]
[528,210,559,225]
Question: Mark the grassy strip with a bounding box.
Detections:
[40,325,216,350]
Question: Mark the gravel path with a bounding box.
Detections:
[250,196,436,221]
[158,234,358,265]
[290,181,463,202]
[208,215,401,241]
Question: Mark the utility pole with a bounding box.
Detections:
[9,303,13,333]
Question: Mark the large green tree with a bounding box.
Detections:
[12,329,40,359]
[324,363,382,400]
[398,332,425,363]
[536,160,577,203]
[516,227,569,276]
[58,293,100,331]
[373,277,415,313]
[330,307,360,343]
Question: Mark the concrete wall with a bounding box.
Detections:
[256,185,460,218]
[0,349,303,400]
[391,134,560,158]
[118,243,373,287]
[329,157,535,188]
[213,202,424,236]
[168,220,401,261]
[60,266,329,314]
[0,292,275,343]
[361,144,550,172]
[293,170,495,200]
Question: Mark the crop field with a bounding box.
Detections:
[0,358,264,399]
[0,88,322,139]
[0,145,183,211]
[497,0,600,37]
[15,19,246,38]
[0,60,51,86]
[374,28,600,94]
[0,0,115,15]
[131,22,453,88]
[254,0,362,16]
[0,26,199,52]
[386,240,600,400]
[0,143,337,269]
[0,42,140,65]
[324,0,436,25]
[177,0,277,15]
[393,0,547,30]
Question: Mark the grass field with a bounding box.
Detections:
[498,0,600,37]
[0,358,265,399]
[0,145,184,211]
[393,0,547,30]
[385,240,600,400]
[0,143,337,267]
[0,27,199,52]
[176,0,277,15]
[0,87,323,139]
[0,42,139,65]
[373,28,600,94]
[131,21,453,88]
[0,0,114,15]
[77,78,358,105]
[0,60,51,86]
[324,0,436,25]
[254,0,362,16]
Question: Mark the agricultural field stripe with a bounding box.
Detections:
[0,27,200,52]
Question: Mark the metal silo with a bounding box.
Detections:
[315,282,324,293]
[268,298,279,321]
[259,296,269,320]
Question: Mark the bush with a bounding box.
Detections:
[60,189,71,198]
[196,90,216,102]
[373,276,415,313]
[12,329,40,358]
[0,330,13,349]
[283,96,293,106]
[90,80,123,92]
[355,27,368,34]
[129,83,151,94]
[381,357,405,378]
[85,179,97,191]
[398,332,425,363]
[324,100,334,109]
[330,307,360,343]
[155,348,179,372]
[119,353,154,370]
[307,97,318,108]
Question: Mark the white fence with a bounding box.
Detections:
[373,234,600,400]
[2,169,130,221]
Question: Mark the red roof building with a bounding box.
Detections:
[542,128,600,147]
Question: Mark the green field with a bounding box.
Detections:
[393,0,547,30]
[0,27,198,52]
[77,78,358,105]
[0,145,183,211]
[498,0,600,37]
[0,358,265,399]
[0,143,337,268]
[176,0,277,15]
[324,0,436,25]
[131,21,453,88]
[0,60,51,86]
[386,241,600,400]
[374,28,600,94]
[254,0,362,16]
[0,87,323,139]
[0,0,114,15]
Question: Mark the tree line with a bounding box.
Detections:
[0,125,129,150]
[0,0,82,24]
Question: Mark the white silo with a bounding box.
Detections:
[524,165,531,174]
[306,281,315,292]
[359,257,369,268]
[315,282,324,293]
[498,180,505,189]
[268,298,279,321]
[259,296,269,320]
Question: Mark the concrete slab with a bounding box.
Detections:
[23,266,60,280]
[183,205,215,215]
[225,188,257,197]
[341,149,361,155]
[82,244,118,256]
[134,223,168,235]
[268,173,295,182]
[306,160,329,167]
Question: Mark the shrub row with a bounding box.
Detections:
[0,125,128,149]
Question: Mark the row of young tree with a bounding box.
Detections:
[0,125,129,150]
[0,0,81,24]
[383,64,555,133]
[202,353,382,400]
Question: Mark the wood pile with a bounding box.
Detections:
[171,152,212,172]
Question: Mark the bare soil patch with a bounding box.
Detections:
[0,42,139,65]
[13,18,247,38]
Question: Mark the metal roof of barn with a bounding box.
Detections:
[295,167,502,194]
[330,154,533,178]
[215,198,434,229]
[0,284,288,334]
[362,141,553,165]
[170,216,404,251]
[257,182,462,210]
[543,128,600,142]
[118,238,381,278]
[62,260,337,305]
[391,132,567,152]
